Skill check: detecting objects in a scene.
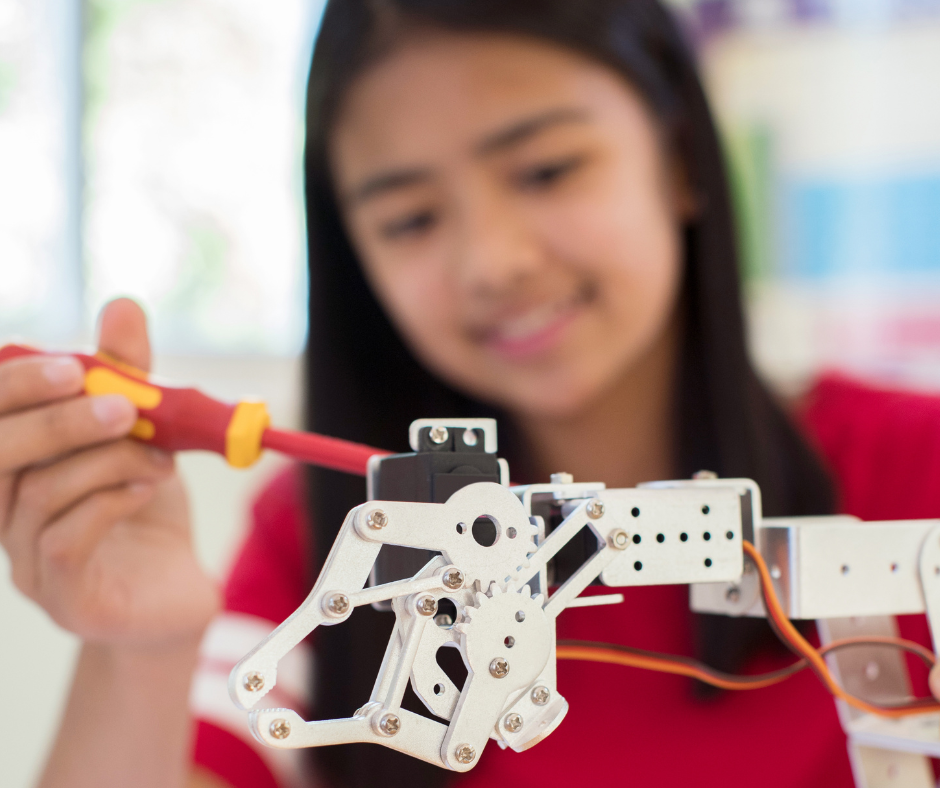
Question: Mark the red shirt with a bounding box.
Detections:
[192,374,940,787]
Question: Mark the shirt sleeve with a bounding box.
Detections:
[190,465,314,788]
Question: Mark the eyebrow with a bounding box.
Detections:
[476,106,590,155]
[347,106,590,205]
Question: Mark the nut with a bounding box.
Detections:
[429,425,449,444]
[325,593,350,617]
[586,499,605,519]
[489,657,510,678]
[609,529,629,550]
[366,509,388,529]
[550,472,574,485]
[415,595,438,617]
[442,568,464,590]
[243,672,264,692]
[531,685,550,706]
[503,713,524,733]
[270,719,291,739]
[455,744,476,764]
[378,713,401,736]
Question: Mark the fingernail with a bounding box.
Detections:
[147,447,174,467]
[91,394,135,427]
[43,357,83,387]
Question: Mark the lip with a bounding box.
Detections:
[480,289,590,360]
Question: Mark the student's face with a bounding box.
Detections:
[330,32,688,419]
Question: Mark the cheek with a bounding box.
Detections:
[364,257,476,370]
[538,170,683,327]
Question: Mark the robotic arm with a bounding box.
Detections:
[2,346,932,785]
[227,418,940,785]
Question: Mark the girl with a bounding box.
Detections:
[4,1,938,786]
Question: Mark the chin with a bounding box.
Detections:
[491,378,600,421]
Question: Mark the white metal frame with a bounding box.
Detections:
[230,423,940,783]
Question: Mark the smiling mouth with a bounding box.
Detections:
[479,285,594,359]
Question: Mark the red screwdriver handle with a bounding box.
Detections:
[0,344,269,467]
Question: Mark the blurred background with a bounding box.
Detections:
[2,0,940,785]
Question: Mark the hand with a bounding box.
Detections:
[0,299,220,648]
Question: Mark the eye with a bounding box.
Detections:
[517,155,585,191]
[380,210,438,240]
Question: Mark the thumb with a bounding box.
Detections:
[96,298,152,373]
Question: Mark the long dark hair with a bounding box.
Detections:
[302,1,834,785]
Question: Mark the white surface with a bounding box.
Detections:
[0,355,301,788]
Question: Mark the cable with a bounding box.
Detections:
[557,541,940,718]
[557,637,933,694]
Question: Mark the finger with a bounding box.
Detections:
[97,298,151,373]
[37,481,157,589]
[0,355,85,414]
[0,394,137,474]
[6,441,173,541]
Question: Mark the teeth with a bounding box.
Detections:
[521,584,531,597]
[493,291,582,342]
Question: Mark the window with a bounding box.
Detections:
[2,0,323,355]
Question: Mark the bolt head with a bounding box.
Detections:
[725,585,741,603]
[531,685,550,706]
[489,657,510,678]
[504,713,524,733]
[587,499,605,519]
[270,719,291,740]
[455,744,476,764]
[429,425,449,444]
[366,509,388,529]
[610,529,629,549]
[326,593,350,616]
[416,595,438,616]
[442,569,464,590]
[693,469,719,480]
[379,713,401,736]
[462,428,478,446]
[550,472,574,485]
[243,672,265,692]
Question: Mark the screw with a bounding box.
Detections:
[504,713,524,733]
[325,592,350,617]
[429,426,449,444]
[442,569,464,590]
[693,470,718,480]
[378,713,401,736]
[462,428,478,447]
[244,672,265,692]
[416,595,438,616]
[550,472,574,485]
[489,657,510,678]
[586,500,605,519]
[609,529,629,550]
[455,744,476,764]
[725,585,741,603]
[531,686,550,706]
[366,509,388,529]
[270,719,291,740]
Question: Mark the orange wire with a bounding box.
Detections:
[556,541,940,718]
[742,540,940,718]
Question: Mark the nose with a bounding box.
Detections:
[451,181,544,298]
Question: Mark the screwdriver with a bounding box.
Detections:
[0,344,390,475]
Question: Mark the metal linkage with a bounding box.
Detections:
[229,470,748,770]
